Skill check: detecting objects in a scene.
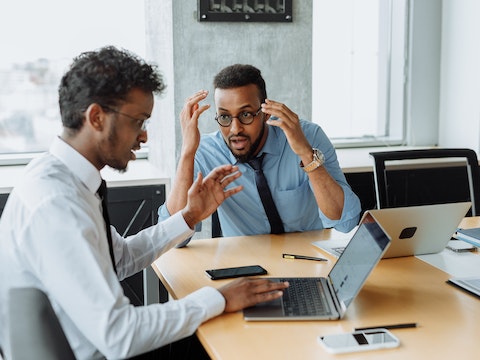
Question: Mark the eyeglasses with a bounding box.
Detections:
[101,105,150,131]
[215,107,262,127]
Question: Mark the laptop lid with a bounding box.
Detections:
[313,202,471,259]
[329,212,391,316]
[368,202,471,258]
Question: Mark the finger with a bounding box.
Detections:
[250,279,290,292]
[262,99,297,121]
[183,91,209,117]
[219,170,242,185]
[205,165,238,181]
[223,185,243,199]
[189,171,204,193]
[185,90,208,104]
[253,290,285,305]
[192,104,210,118]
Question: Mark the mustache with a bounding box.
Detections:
[228,134,250,142]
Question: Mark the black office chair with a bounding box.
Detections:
[369,148,480,216]
[211,210,222,238]
[8,287,76,360]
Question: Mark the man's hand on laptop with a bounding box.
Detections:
[219,278,289,313]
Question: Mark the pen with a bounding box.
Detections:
[354,322,417,331]
[282,253,328,262]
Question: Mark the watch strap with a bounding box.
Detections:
[300,148,325,173]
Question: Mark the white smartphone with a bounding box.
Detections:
[318,328,400,354]
[446,240,477,252]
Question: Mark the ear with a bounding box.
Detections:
[85,103,106,132]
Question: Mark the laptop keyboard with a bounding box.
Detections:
[332,247,345,256]
[279,278,330,316]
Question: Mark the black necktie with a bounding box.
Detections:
[248,154,285,234]
[97,179,117,273]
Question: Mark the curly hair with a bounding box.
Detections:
[58,46,165,131]
[213,64,267,102]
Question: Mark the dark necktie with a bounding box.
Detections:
[248,154,285,234]
[97,179,117,274]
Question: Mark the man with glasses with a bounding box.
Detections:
[0,50,289,360]
[159,64,361,243]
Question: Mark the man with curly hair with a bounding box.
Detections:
[0,48,288,360]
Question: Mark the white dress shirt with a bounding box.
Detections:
[0,137,225,359]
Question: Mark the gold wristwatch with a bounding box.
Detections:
[300,148,325,173]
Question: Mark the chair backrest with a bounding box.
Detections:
[211,210,222,238]
[369,148,480,216]
[8,287,76,360]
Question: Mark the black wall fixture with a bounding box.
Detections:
[198,0,292,22]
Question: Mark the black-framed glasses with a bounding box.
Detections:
[102,105,150,131]
[215,107,262,127]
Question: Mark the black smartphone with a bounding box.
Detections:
[205,265,267,280]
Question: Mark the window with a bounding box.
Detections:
[312,0,408,147]
[0,0,146,161]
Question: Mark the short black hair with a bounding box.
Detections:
[213,64,267,102]
[58,46,165,131]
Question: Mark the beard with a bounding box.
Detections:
[227,123,266,163]
[101,123,129,173]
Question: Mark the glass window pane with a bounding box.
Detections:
[312,0,407,146]
[0,0,145,155]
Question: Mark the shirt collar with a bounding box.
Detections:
[260,125,282,156]
[49,136,102,194]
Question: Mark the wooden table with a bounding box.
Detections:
[152,218,480,359]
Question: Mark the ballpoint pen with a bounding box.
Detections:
[354,322,417,331]
[282,253,328,262]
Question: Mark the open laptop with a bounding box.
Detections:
[447,277,480,298]
[313,202,471,259]
[243,212,391,321]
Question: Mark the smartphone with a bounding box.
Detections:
[446,240,477,252]
[318,329,400,354]
[205,265,267,280]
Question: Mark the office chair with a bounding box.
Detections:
[370,148,480,216]
[8,287,76,360]
[211,210,222,238]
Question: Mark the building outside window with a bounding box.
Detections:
[0,0,146,160]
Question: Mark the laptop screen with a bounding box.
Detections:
[329,213,391,308]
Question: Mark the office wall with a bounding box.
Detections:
[145,0,313,178]
[438,0,480,152]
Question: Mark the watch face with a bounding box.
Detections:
[302,148,325,172]
[313,149,325,164]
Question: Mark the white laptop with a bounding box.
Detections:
[313,202,471,259]
[243,212,391,321]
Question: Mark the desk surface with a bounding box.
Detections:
[153,218,480,360]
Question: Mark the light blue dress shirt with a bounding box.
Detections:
[159,120,361,237]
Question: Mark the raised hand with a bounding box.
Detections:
[180,90,210,156]
[261,99,312,159]
[181,164,243,228]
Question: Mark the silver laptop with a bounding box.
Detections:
[243,212,391,321]
[447,277,480,298]
[313,202,471,259]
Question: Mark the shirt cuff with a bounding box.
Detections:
[187,286,226,319]
[161,211,195,247]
